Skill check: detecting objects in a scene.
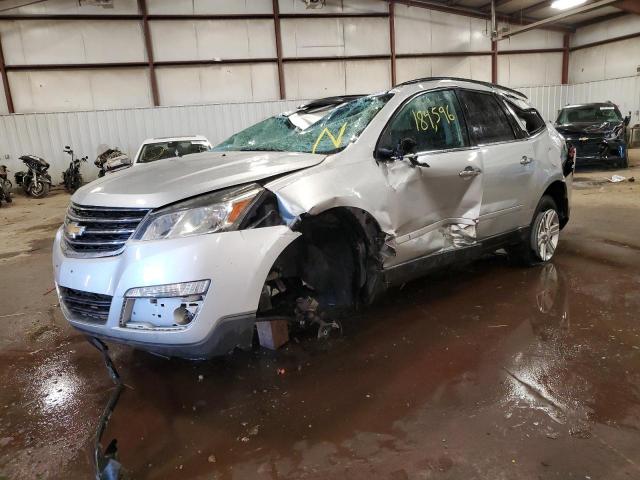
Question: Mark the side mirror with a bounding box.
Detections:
[399,137,417,156]
[624,115,631,126]
[375,137,418,163]
[376,147,395,162]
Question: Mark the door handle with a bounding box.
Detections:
[520,155,533,165]
[459,166,482,178]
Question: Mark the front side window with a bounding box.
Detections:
[377,89,468,154]
[456,90,516,144]
[214,94,393,155]
[556,105,622,124]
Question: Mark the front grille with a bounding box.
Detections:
[573,138,604,157]
[59,287,112,324]
[63,203,150,256]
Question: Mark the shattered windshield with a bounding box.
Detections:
[214,94,393,155]
[557,105,622,124]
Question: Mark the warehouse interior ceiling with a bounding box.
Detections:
[404,0,637,29]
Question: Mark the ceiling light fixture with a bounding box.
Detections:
[551,0,588,10]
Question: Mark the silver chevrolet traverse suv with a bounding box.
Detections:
[54,77,574,359]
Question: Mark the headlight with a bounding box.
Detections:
[134,183,263,241]
[605,126,624,141]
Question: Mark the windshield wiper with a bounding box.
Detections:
[237,148,286,152]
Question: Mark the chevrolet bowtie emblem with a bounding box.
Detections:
[65,222,86,239]
[579,137,588,141]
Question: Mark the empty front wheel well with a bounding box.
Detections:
[542,181,569,228]
[258,207,386,317]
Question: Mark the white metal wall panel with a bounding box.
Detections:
[150,20,276,61]
[284,61,346,98]
[393,4,432,54]
[517,76,640,124]
[602,38,640,80]
[8,69,153,113]
[569,38,640,83]
[11,0,139,14]
[430,12,491,53]
[0,20,146,65]
[280,17,389,58]
[572,14,640,48]
[283,59,389,98]
[0,98,308,183]
[345,60,391,94]
[147,0,273,14]
[498,52,563,87]
[497,29,563,51]
[394,5,491,54]
[568,47,605,84]
[277,0,388,14]
[396,56,492,85]
[155,64,280,105]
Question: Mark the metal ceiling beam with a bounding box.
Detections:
[614,0,640,14]
[480,0,514,12]
[512,0,552,17]
[574,10,628,28]
[497,0,618,38]
[393,0,574,32]
[0,0,46,12]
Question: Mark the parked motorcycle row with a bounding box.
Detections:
[0,146,129,206]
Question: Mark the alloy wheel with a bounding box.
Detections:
[534,209,560,262]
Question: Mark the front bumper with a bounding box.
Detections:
[53,225,299,358]
[570,139,626,166]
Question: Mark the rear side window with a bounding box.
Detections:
[456,90,516,144]
[504,100,546,136]
[378,89,468,153]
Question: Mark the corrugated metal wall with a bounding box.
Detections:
[1,75,638,184]
[518,75,640,125]
[0,98,308,182]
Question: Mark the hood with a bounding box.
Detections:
[72,150,325,208]
[555,121,622,137]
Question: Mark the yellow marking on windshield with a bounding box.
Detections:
[311,122,348,154]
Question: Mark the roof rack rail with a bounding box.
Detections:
[298,95,365,111]
[397,77,528,100]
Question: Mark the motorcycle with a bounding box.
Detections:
[95,145,131,177]
[62,145,87,193]
[0,165,12,206]
[14,154,52,198]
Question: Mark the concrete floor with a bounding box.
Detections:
[1,153,640,479]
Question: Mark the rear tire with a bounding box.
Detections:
[507,195,560,266]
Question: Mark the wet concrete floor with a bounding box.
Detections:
[1,172,640,479]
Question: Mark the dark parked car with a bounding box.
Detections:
[555,102,631,168]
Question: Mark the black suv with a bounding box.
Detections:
[555,102,631,168]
